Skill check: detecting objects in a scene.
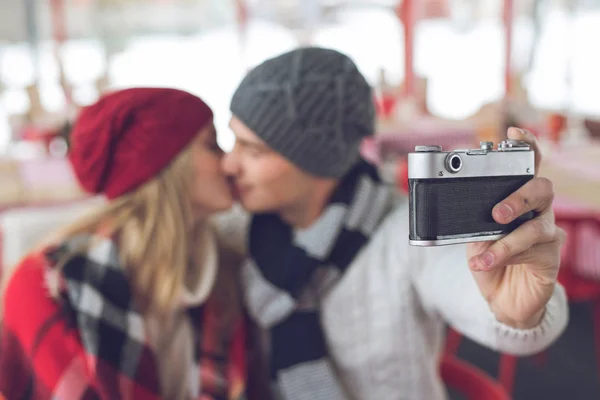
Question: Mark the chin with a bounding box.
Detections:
[237,197,274,213]
[202,198,234,216]
[216,198,235,212]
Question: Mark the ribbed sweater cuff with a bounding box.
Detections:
[491,283,569,356]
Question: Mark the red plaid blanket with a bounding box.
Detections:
[0,241,247,400]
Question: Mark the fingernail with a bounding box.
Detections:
[468,257,480,270]
[479,252,495,269]
[494,204,513,221]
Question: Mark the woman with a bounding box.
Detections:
[0,88,248,400]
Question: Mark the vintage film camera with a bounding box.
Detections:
[408,140,536,246]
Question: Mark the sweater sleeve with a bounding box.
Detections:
[411,242,568,356]
[384,201,570,356]
[414,234,568,356]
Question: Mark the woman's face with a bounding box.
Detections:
[190,122,234,218]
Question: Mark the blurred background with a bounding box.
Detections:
[0,0,599,399]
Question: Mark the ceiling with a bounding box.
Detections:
[1,0,593,45]
[0,0,236,44]
[0,0,457,44]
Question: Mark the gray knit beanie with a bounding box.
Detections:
[230,47,375,178]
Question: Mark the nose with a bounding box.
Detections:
[222,149,240,176]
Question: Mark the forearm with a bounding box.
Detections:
[413,245,569,356]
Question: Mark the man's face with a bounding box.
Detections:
[222,116,318,214]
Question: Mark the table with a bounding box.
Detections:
[539,142,600,280]
[0,157,85,212]
[0,157,87,275]
[540,144,600,210]
[362,117,477,165]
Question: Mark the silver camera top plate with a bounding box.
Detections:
[498,139,531,151]
[408,140,534,180]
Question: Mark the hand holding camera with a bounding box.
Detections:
[409,127,566,329]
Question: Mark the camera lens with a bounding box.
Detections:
[451,156,461,170]
[445,153,463,173]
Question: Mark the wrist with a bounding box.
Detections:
[494,308,546,330]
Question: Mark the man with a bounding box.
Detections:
[221,47,568,400]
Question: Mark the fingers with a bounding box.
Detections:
[507,127,542,171]
[493,177,555,224]
[469,217,560,271]
[504,228,566,266]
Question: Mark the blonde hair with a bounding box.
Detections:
[6,145,218,316]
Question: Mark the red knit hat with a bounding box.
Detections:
[69,87,213,199]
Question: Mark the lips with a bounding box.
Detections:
[234,184,250,196]
[229,185,240,199]
[228,178,248,199]
[227,178,239,199]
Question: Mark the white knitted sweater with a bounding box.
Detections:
[214,198,569,400]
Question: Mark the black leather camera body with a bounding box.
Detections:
[408,140,536,246]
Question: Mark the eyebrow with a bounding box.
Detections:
[236,138,270,151]
[228,121,271,151]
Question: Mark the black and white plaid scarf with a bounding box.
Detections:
[243,160,394,400]
[45,235,233,399]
